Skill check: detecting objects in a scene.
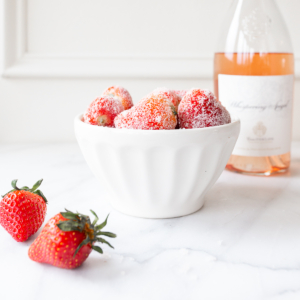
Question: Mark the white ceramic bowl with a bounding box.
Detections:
[74,114,240,218]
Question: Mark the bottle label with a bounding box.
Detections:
[218,74,293,157]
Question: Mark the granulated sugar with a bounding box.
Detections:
[178,89,231,129]
[102,86,133,110]
[84,96,124,127]
[114,94,177,130]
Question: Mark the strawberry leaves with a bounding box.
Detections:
[56,221,82,232]
[95,214,109,231]
[92,245,103,254]
[74,237,90,256]
[97,231,117,238]
[57,209,116,257]
[2,179,48,203]
[31,179,43,192]
[97,238,114,249]
[60,210,80,221]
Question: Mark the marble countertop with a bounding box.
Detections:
[1,142,300,300]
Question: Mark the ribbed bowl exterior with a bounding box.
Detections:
[75,114,240,218]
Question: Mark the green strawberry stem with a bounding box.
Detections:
[171,105,177,116]
[56,209,117,257]
[2,179,48,203]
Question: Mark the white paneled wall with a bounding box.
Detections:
[27,0,228,56]
[0,0,300,142]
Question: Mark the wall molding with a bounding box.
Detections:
[1,0,300,79]
[3,53,214,79]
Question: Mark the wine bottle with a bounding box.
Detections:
[214,0,294,176]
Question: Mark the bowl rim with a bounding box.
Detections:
[75,113,240,134]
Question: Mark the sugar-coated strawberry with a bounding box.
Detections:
[102,86,133,110]
[84,96,124,127]
[0,179,47,242]
[178,89,231,129]
[149,88,180,109]
[28,209,116,269]
[114,94,177,130]
[173,90,188,103]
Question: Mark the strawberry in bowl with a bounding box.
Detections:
[84,96,124,127]
[178,88,231,129]
[114,93,177,130]
[102,85,133,110]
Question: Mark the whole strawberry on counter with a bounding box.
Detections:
[28,209,116,269]
[0,179,47,242]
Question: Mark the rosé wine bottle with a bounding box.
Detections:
[214,0,294,176]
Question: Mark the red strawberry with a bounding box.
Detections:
[173,90,188,103]
[178,89,231,129]
[0,179,47,242]
[102,85,133,110]
[28,209,116,269]
[114,94,177,130]
[149,88,180,110]
[83,96,124,127]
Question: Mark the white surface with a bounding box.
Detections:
[75,115,240,218]
[219,74,293,156]
[1,142,300,300]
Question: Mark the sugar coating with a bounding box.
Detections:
[102,86,133,110]
[149,87,180,109]
[84,96,124,127]
[178,89,231,129]
[173,90,188,102]
[114,94,177,130]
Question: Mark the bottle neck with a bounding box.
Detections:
[232,0,278,15]
[216,0,293,53]
[231,0,282,24]
[235,0,276,5]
